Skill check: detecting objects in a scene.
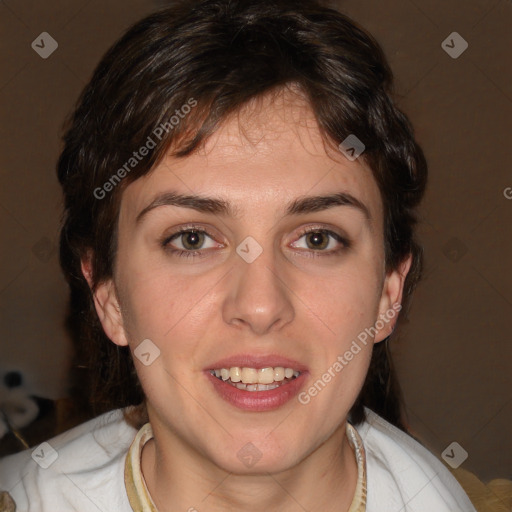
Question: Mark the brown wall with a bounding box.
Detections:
[0,0,510,481]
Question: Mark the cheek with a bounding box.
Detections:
[304,263,381,339]
[118,264,216,356]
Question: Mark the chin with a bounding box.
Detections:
[205,436,301,476]
[215,453,297,476]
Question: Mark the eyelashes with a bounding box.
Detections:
[291,227,350,255]
[160,224,351,260]
[160,226,220,259]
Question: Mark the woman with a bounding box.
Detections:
[0,0,477,510]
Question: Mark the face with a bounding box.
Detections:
[86,90,410,475]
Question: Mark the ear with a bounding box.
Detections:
[373,253,413,344]
[80,253,129,347]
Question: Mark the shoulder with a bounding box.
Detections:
[354,408,477,512]
[0,408,137,512]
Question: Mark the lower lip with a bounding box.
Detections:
[205,371,308,411]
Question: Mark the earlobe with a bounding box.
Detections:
[374,254,413,344]
[80,253,128,347]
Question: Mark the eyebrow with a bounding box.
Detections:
[135,191,372,225]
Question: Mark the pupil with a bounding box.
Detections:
[307,232,327,250]
[183,231,203,250]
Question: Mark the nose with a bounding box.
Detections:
[222,244,295,336]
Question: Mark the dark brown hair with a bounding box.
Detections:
[57,0,427,431]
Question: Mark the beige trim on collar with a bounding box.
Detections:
[346,422,368,512]
[125,422,158,512]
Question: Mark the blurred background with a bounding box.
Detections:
[0,0,510,482]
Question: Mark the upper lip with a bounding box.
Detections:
[205,354,308,372]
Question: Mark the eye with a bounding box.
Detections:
[161,227,221,258]
[290,227,349,255]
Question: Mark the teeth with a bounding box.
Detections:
[241,367,258,384]
[258,367,275,384]
[274,367,285,381]
[210,366,301,385]
[230,367,241,382]
[234,382,282,391]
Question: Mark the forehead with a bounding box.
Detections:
[120,90,383,227]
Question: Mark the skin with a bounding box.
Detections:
[82,89,411,512]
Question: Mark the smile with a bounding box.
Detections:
[210,366,300,391]
[206,367,307,411]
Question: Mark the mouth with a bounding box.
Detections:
[204,356,308,411]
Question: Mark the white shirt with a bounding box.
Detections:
[0,407,476,512]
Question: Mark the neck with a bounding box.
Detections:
[141,421,358,512]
